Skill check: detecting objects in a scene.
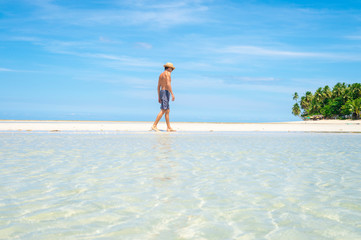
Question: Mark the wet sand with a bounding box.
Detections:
[0,120,360,132]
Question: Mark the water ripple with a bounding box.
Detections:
[0,132,360,239]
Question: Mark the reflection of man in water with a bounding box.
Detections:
[152,62,176,132]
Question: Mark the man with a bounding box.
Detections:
[152,62,176,132]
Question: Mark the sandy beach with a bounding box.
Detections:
[0,120,360,132]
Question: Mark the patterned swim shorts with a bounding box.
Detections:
[160,90,170,110]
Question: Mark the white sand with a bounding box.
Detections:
[0,120,360,132]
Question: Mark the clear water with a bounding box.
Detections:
[0,132,360,240]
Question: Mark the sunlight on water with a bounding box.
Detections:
[0,132,361,239]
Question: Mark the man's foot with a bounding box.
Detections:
[167,128,176,132]
[151,125,160,132]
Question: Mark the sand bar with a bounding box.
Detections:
[0,120,361,133]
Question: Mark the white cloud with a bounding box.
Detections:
[234,83,299,94]
[99,36,111,43]
[135,42,152,49]
[76,74,154,89]
[345,35,361,40]
[28,0,209,28]
[229,76,277,82]
[6,35,160,70]
[11,36,42,42]
[0,68,14,72]
[214,45,361,62]
[119,0,203,9]
[89,54,160,68]
[174,75,294,94]
[220,45,330,58]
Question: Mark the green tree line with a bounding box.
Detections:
[292,82,361,120]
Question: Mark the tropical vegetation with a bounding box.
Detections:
[292,82,361,120]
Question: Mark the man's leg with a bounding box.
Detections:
[165,109,176,132]
[152,109,165,131]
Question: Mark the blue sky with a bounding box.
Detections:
[1,0,361,122]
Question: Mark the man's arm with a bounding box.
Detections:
[157,80,161,103]
[166,73,175,101]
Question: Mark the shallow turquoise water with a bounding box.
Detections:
[0,132,361,240]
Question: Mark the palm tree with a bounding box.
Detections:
[314,87,323,102]
[300,96,307,109]
[310,88,324,115]
[293,82,360,120]
[293,92,299,101]
[332,82,346,98]
[292,103,301,117]
[351,98,361,119]
[341,101,353,117]
[299,91,313,115]
[350,83,361,100]
[305,91,313,102]
[342,98,361,119]
[311,102,322,115]
[322,85,332,99]
[344,84,352,101]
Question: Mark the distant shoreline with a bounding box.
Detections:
[1,120,360,133]
[0,119,360,123]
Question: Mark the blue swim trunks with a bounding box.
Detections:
[160,90,170,110]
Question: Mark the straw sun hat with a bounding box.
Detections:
[164,62,175,70]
